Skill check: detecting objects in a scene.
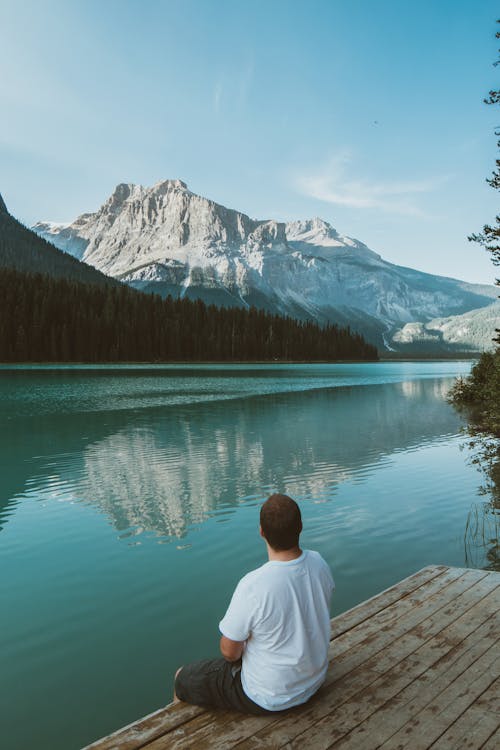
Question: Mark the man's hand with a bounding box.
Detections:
[220,635,245,662]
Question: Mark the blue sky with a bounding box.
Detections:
[1,0,498,283]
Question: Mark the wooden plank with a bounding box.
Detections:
[82,702,205,750]
[228,572,497,749]
[297,580,500,749]
[428,691,500,750]
[362,575,500,675]
[330,566,448,638]
[475,675,500,715]
[328,567,482,663]
[325,568,491,682]
[480,728,500,749]
[379,655,500,750]
[143,711,271,750]
[323,615,499,750]
[143,710,247,750]
[287,647,500,750]
[234,572,499,750]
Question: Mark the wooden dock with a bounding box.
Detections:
[84,565,500,749]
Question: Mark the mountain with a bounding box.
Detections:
[0,192,117,287]
[32,180,498,349]
[389,300,500,353]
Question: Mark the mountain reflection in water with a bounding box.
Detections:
[2,376,462,540]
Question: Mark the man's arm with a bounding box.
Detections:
[220,635,245,662]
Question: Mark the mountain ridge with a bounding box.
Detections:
[32,180,498,350]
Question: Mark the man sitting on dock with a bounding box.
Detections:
[174,493,335,714]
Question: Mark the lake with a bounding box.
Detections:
[1,361,496,750]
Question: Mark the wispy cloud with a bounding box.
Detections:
[212,57,254,116]
[213,81,223,114]
[237,59,254,107]
[295,152,448,216]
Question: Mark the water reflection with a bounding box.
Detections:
[1,377,464,540]
[464,502,500,571]
[463,434,500,571]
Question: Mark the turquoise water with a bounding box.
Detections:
[0,361,494,749]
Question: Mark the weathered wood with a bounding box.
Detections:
[237,571,498,750]
[479,727,500,749]
[326,629,500,750]
[328,567,484,663]
[288,652,500,750]
[82,567,500,750]
[325,612,500,750]
[330,565,448,639]
[379,655,500,750]
[83,703,205,750]
[427,699,500,750]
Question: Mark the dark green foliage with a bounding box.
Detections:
[450,350,500,570]
[451,22,500,446]
[0,198,116,287]
[449,350,500,437]
[468,20,500,288]
[0,267,378,363]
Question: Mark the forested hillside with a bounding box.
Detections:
[0,194,116,286]
[0,267,378,362]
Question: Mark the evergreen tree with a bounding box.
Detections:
[0,267,379,364]
[468,20,500,330]
[469,19,500,285]
[451,21,500,443]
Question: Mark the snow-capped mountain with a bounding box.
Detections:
[33,180,498,348]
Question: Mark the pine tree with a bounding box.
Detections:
[468,19,500,326]
[451,21,500,442]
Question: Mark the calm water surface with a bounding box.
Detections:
[0,361,495,749]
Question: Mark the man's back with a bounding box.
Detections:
[175,494,335,716]
[219,549,334,711]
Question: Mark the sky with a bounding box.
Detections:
[1,0,499,284]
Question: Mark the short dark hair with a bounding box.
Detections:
[260,494,302,551]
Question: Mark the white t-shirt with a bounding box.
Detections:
[219,549,334,711]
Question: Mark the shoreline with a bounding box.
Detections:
[0,355,480,367]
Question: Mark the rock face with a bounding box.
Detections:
[33,180,498,349]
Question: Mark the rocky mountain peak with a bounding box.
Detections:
[152,178,188,193]
[286,217,341,243]
[286,216,381,260]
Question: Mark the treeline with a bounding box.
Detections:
[0,267,378,362]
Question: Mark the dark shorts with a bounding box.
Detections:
[175,658,279,715]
